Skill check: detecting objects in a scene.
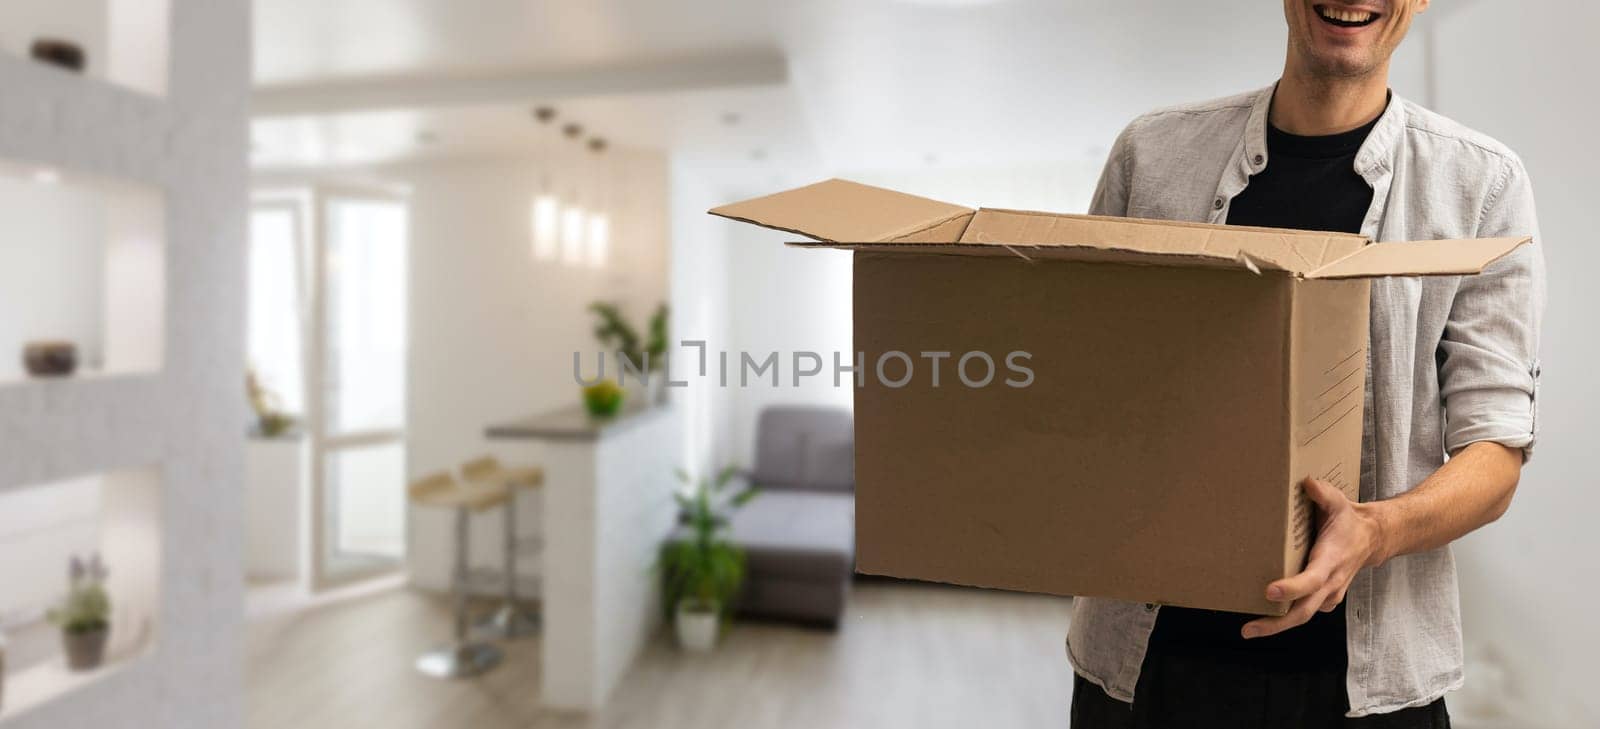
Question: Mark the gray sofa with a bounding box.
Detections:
[731,405,855,627]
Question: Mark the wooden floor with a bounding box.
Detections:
[246,580,1075,729]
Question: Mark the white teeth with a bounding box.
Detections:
[1319,6,1375,23]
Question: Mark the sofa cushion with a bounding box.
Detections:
[751,406,854,493]
[730,490,854,581]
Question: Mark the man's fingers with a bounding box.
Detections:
[1319,586,1348,613]
[1243,594,1325,639]
[1302,477,1347,513]
[1255,478,1364,633]
[1267,564,1330,602]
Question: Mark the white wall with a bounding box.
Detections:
[1418,3,1600,727]
[668,161,738,477]
[101,185,165,374]
[722,224,853,466]
[396,150,670,589]
[851,160,1104,214]
[105,0,169,95]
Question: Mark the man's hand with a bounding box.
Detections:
[1241,442,1522,639]
[1242,477,1389,639]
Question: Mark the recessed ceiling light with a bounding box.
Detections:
[32,168,60,184]
[721,112,742,126]
[532,106,557,124]
[587,137,607,153]
[562,123,583,139]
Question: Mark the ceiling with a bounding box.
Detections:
[250,0,1432,180]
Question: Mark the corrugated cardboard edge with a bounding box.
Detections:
[776,205,1367,273]
[850,562,1289,616]
[1305,236,1532,279]
[707,178,974,244]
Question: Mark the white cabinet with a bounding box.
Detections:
[244,435,308,585]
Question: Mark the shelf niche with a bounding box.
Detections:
[0,466,162,723]
[0,0,170,97]
[0,160,164,385]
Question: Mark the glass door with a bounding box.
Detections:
[312,194,409,587]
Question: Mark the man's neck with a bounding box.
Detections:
[1271,63,1390,136]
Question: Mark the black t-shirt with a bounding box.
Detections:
[1148,108,1381,666]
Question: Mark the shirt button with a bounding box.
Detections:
[1144,603,1156,612]
[1213,197,1224,210]
[1253,154,1264,166]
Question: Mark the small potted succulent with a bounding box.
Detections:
[660,466,756,652]
[581,378,625,417]
[48,554,111,671]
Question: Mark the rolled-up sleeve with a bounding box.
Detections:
[1439,157,1546,457]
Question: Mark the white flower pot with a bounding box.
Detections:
[675,600,720,652]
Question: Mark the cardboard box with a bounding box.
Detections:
[710,179,1529,615]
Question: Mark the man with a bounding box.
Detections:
[1069,1,1544,726]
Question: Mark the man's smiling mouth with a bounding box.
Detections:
[1314,4,1380,28]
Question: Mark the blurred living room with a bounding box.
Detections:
[0,1,1594,728]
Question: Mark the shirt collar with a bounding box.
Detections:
[1244,83,1407,183]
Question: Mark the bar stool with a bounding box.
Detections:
[460,455,545,638]
[408,471,509,678]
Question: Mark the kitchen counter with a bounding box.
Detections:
[484,400,669,442]
[480,399,680,711]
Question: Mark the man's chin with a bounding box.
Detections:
[1303,49,1382,79]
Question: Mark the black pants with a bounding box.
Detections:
[1070,651,1450,729]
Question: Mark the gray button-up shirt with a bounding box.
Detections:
[1067,84,1545,718]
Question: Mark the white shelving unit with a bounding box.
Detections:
[0,646,154,723]
[0,2,247,728]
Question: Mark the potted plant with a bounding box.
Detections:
[660,466,756,652]
[589,302,670,404]
[48,554,110,671]
[581,378,625,417]
[246,368,297,437]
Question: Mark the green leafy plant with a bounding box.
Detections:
[660,466,757,620]
[589,302,669,374]
[645,304,668,366]
[48,554,110,635]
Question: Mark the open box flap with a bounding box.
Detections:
[1305,236,1532,279]
[708,178,974,243]
[781,208,1366,273]
[709,180,1527,279]
[954,209,1364,273]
